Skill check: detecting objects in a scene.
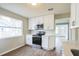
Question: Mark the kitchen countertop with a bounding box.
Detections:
[63,40,79,56]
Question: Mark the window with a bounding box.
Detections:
[0,15,23,39]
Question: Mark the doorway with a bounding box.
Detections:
[55,23,69,53]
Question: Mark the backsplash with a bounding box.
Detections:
[31,30,55,35]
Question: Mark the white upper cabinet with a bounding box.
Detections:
[42,36,55,50]
[71,3,79,28]
[37,16,44,24]
[44,14,54,30]
[28,18,32,30]
[29,17,36,30]
[29,16,43,30]
[28,14,54,30]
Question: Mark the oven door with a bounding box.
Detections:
[32,36,42,45]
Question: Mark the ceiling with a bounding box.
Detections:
[0,3,70,18]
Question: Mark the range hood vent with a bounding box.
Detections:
[48,8,53,11]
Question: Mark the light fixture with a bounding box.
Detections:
[32,3,37,5]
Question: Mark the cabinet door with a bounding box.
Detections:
[29,18,36,30]
[48,36,55,49]
[42,36,48,50]
[48,14,54,30]
[37,16,44,24]
[28,18,31,30]
[44,14,54,30]
[29,18,34,30]
[44,15,49,30]
[26,35,32,45]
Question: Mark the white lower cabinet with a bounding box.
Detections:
[26,35,55,50]
[26,35,32,45]
[42,36,55,50]
[42,36,48,49]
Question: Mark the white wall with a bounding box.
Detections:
[0,36,24,55]
[0,7,28,55]
[55,18,69,24]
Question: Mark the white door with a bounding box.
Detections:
[55,23,69,51]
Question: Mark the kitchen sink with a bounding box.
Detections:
[71,49,79,56]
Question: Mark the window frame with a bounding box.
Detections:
[0,15,23,39]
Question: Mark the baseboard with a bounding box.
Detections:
[0,44,25,56]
